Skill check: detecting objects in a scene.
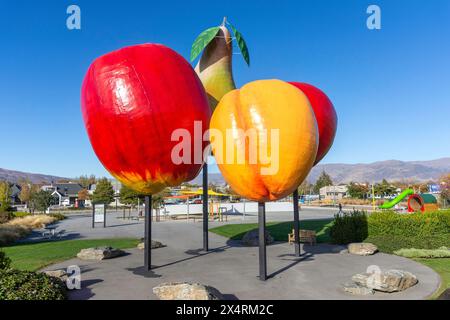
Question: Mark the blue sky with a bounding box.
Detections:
[0,0,449,178]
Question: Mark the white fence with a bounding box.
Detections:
[162,201,296,216]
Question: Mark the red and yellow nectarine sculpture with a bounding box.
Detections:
[289,82,338,165]
[210,79,319,202]
[81,44,211,194]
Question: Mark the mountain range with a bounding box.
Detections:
[1,158,449,185]
[191,158,450,185]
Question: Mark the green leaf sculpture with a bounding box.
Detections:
[229,23,250,66]
[190,26,221,62]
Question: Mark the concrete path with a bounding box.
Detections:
[40,211,441,300]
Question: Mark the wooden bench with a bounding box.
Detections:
[288,229,317,246]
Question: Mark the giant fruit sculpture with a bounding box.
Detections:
[289,82,337,165]
[81,44,211,194]
[210,79,319,202]
[192,18,250,111]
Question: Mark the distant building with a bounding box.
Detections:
[10,183,22,205]
[42,183,83,207]
[319,185,348,200]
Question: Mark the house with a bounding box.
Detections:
[9,183,22,205]
[319,185,348,200]
[42,183,84,207]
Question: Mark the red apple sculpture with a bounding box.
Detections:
[81,44,211,194]
[289,82,338,164]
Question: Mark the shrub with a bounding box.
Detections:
[0,269,66,300]
[366,210,450,253]
[394,247,450,258]
[0,250,11,270]
[0,215,57,246]
[6,215,56,229]
[12,212,31,218]
[329,210,368,244]
[49,212,66,221]
[0,225,30,246]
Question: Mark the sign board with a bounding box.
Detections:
[92,204,106,228]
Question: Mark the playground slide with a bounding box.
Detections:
[379,189,414,209]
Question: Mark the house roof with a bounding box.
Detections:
[53,183,83,197]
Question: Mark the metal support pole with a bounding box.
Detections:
[258,202,267,281]
[293,190,301,257]
[202,165,209,252]
[92,205,95,229]
[144,195,152,271]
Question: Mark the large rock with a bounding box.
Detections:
[153,282,224,300]
[343,283,374,295]
[348,243,378,256]
[137,240,165,250]
[352,269,418,293]
[242,230,274,246]
[43,269,68,282]
[77,247,125,261]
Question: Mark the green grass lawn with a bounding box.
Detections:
[210,219,334,243]
[1,238,139,271]
[414,258,450,299]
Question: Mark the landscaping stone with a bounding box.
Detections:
[137,240,165,250]
[241,230,274,246]
[348,243,378,256]
[352,269,418,292]
[43,269,68,282]
[343,283,374,295]
[153,282,224,300]
[77,247,125,261]
[331,246,348,254]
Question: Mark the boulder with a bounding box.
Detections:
[352,269,418,293]
[242,230,274,246]
[137,240,165,250]
[343,283,374,295]
[77,247,125,261]
[348,243,378,256]
[331,246,349,254]
[43,269,68,282]
[153,282,224,300]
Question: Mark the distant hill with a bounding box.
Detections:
[0,168,69,184]
[308,158,450,184]
[189,158,450,185]
[2,157,449,186]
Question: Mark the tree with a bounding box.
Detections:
[119,185,140,207]
[313,171,333,194]
[91,178,115,204]
[374,179,397,197]
[18,180,39,210]
[347,182,369,199]
[77,175,97,189]
[30,190,53,213]
[0,181,11,212]
[77,189,90,201]
[298,179,313,196]
[439,173,450,207]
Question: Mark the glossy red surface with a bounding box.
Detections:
[81,44,211,194]
[289,82,338,165]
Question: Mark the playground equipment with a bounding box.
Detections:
[407,194,438,213]
[379,189,439,213]
[379,189,414,209]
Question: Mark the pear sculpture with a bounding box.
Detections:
[191,17,250,111]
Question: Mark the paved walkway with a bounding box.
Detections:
[40,211,441,300]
